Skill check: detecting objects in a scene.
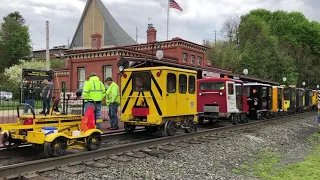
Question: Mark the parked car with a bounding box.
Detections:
[0,91,13,101]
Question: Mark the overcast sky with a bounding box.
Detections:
[0,0,318,50]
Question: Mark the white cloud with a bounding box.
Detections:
[0,0,317,50]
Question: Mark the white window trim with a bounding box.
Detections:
[191,55,195,64]
[103,65,112,81]
[198,56,202,65]
[78,67,85,89]
[183,53,188,63]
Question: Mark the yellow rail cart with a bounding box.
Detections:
[117,58,198,136]
[0,96,103,157]
[271,86,284,117]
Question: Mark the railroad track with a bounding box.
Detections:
[0,112,314,179]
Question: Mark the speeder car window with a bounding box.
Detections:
[132,71,151,92]
[200,82,224,90]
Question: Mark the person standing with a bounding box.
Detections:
[105,77,120,130]
[82,72,105,129]
[23,82,35,114]
[39,79,53,115]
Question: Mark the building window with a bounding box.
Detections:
[78,67,85,89]
[191,55,195,64]
[103,65,112,81]
[198,56,202,65]
[167,73,176,93]
[183,53,188,63]
[189,75,195,94]
[179,74,187,94]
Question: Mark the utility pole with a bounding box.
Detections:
[46,21,50,70]
[214,30,217,44]
[136,27,138,43]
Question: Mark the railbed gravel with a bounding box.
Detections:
[39,115,317,180]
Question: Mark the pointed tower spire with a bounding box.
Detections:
[69,0,137,50]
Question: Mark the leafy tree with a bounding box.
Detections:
[4,59,47,87]
[205,9,320,87]
[0,11,31,72]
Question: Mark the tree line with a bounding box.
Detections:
[205,9,320,88]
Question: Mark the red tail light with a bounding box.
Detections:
[123,74,127,78]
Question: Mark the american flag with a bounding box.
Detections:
[170,0,183,12]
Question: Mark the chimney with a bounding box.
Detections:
[147,23,157,43]
[91,33,102,50]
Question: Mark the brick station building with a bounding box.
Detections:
[53,0,278,93]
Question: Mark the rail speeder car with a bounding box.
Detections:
[197,78,248,125]
[243,83,272,119]
[120,66,198,136]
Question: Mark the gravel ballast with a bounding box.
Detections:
[40,115,318,180]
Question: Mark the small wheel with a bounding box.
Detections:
[145,126,159,133]
[231,114,238,125]
[256,112,262,120]
[198,117,204,125]
[3,140,21,150]
[184,119,195,133]
[43,137,67,157]
[164,120,177,136]
[265,112,270,119]
[86,132,102,151]
[32,144,43,150]
[124,123,136,133]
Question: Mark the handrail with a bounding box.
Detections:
[17,103,36,119]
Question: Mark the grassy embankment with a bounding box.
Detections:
[232,133,320,180]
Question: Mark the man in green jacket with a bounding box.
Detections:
[105,77,120,130]
[82,72,106,129]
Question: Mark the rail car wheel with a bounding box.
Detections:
[44,137,67,157]
[198,117,204,125]
[256,112,262,120]
[164,120,177,136]
[2,140,21,150]
[231,114,239,125]
[265,112,270,119]
[86,132,102,151]
[124,123,136,133]
[184,119,195,133]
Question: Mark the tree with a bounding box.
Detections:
[0,11,31,72]
[4,59,47,87]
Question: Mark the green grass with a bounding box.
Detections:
[232,133,320,180]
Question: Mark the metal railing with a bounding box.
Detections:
[0,87,112,124]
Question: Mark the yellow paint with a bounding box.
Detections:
[26,131,46,144]
[120,66,198,126]
[271,87,278,112]
[312,90,317,105]
[284,100,290,112]
[0,111,103,148]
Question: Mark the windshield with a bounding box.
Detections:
[199,82,224,91]
[132,71,151,92]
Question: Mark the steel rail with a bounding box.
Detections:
[0,112,314,179]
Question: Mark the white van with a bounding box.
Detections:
[0,91,13,101]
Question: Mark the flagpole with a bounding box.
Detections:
[167,0,170,40]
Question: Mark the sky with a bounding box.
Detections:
[0,0,318,50]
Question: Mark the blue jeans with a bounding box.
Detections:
[42,98,51,114]
[109,102,119,129]
[24,99,35,113]
[84,101,101,129]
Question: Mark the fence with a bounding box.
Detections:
[0,87,113,124]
